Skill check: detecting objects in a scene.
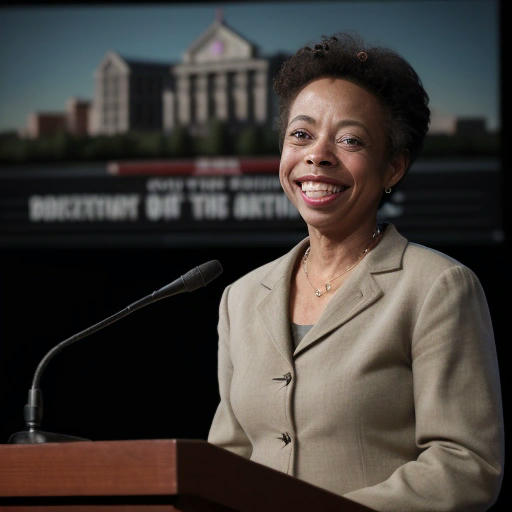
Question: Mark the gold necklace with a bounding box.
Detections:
[302,227,381,298]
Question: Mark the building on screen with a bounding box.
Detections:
[90,15,284,136]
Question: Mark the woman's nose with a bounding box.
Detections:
[305,139,337,167]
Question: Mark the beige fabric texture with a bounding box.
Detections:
[208,224,504,512]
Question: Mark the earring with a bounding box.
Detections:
[384,187,392,194]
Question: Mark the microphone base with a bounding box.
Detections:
[8,429,89,444]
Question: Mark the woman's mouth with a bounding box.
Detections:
[300,181,346,197]
[297,180,349,205]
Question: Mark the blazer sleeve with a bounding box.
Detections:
[344,265,504,512]
[208,285,252,458]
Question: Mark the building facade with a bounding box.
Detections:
[25,112,67,139]
[91,17,284,136]
[66,98,91,136]
[164,18,283,134]
[90,52,172,135]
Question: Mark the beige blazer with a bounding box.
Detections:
[208,225,504,512]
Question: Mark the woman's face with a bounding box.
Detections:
[279,77,405,236]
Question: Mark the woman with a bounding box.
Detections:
[208,34,504,511]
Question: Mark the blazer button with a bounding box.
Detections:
[278,432,292,445]
[272,372,292,386]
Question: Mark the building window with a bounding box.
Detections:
[227,72,235,122]
[248,69,255,122]
[190,74,197,124]
[208,73,216,119]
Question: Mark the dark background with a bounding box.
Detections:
[0,0,510,510]
[0,234,509,509]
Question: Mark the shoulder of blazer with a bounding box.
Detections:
[365,224,471,278]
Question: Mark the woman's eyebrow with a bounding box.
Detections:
[336,119,367,130]
[336,119,370,136]
[288,114,315,125]
[288,115,370,135]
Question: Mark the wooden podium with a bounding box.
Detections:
[0,439,375,511]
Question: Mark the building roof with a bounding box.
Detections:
[183,18,257,64]
[96,51,172,75]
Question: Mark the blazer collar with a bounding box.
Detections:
[363,223,408,274]
[257,224,408,361]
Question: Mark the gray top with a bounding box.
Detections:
[291,322,313,349]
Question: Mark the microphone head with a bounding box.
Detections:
[150,260,223,301]
[182,260,223,292]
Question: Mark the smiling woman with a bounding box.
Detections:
[279,78,400,246]
[208,33,504,512]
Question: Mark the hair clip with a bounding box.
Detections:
[357,51,368,62]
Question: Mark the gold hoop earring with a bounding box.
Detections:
[384,187,392,194]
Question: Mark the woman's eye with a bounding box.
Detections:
[338,136,365,150]
[340,136,362,147]
[290,129,310,140]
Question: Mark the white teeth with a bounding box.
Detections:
[304,190,334,198]
[301,181,343,194]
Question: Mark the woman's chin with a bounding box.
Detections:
[300,211,348,235]
[298,206,378,238]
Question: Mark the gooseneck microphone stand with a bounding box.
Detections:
[8,260,223,444]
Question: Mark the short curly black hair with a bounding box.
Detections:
[273,33,430,169]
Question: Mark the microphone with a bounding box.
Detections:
[8,260,223,444]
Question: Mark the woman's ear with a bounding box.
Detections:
[386,151,409,188]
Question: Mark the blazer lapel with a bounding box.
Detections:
[294,224,408,356]
[255,224,408,360]
[257,239,309,366]
[293,268,383,356]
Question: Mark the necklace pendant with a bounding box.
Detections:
[325,283,332,292]
[315,289,322,297]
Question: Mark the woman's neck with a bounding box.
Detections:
[305,220,379,281]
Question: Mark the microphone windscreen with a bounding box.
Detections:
[182,260,223,291]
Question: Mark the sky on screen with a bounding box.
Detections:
[0,0,499,133]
